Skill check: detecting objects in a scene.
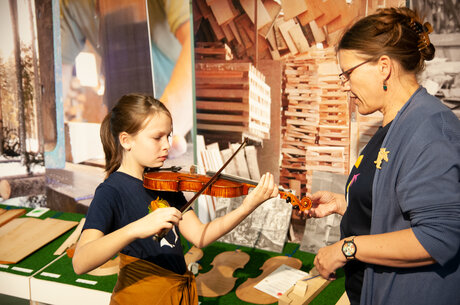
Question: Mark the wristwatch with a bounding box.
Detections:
[342,236,357,260]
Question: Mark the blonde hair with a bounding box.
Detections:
[100,94,171,178]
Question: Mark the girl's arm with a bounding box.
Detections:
[178,173,278,248]
[73,207,182,274]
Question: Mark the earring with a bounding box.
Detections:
[383,80,388,91]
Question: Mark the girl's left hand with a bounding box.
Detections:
[243,173,278,210]
[314,240,347,280]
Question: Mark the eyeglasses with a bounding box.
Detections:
[339,59,373,83]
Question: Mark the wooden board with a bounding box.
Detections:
[0,209,26,227]
[278,267,330,305]
[54,218,86,255]
[335,292,350,305]
[236,256,303,304]
[196,250,250,297]
[0,217,78,264]
[280,0,307,20]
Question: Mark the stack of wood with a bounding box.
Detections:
[195,41,234,60]
[281,48,349,195]
[195,61,271,144]
[193,0,404,61]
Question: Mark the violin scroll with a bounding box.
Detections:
[279,192,312,211]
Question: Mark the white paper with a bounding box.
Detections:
[254,264,309,298]
[25,207,50,217]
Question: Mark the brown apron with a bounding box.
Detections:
[110,253,198,305]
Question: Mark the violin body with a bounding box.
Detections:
[143,171,312,212]
[143,172,251,198]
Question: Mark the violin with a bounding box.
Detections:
[143,171,312,212]
[144,138,310,241]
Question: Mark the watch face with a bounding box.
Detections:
[342,241,356,257]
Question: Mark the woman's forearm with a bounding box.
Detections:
[354,228,436,267]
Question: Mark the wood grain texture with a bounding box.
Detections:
[196,250,250,297]
[236,256,302,304]
[0,217,78,264]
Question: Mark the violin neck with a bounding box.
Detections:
[205,170,290,194]
[205,171,257,186]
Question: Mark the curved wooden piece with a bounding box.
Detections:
[184,246,203,266]
[87,256,120,276]
[236,256,303,304]
[196,250,250,297]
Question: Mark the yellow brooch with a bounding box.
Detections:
[148,197,170,213]
[374,148,390,169]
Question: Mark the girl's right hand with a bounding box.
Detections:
[130,207,182,239]
[306,191,347,218]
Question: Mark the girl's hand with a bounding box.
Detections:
[243,173,279,211]
[129,207,182,239]
[306,191,347,218]
[314,240,347,280]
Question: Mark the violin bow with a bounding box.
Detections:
[153,138,248,241]
[180,137,249,214]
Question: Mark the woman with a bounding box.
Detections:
[308,7,460,305]
[72,93,278,304]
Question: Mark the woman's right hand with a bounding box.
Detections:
[129,207,182,239]
[306,191,347,218]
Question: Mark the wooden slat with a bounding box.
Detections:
[0,217,78,264]
[280,0,308,20]
[240,0,272,29]
[0,209,26,227]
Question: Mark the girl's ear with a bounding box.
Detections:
[119,132,132,151]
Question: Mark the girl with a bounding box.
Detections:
[72,94,278,305]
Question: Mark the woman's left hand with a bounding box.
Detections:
[314,240,347,280]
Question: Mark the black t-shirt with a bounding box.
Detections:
[340,122,392,304]
[83,171,188,274]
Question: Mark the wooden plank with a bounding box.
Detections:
[258,0,281,38]
[335,292,350,305]
[240,0,272,29]
[0,217,78,264]
[236,256,302,304]
[197,123,246,132]
[277,19,299,55]
[197,113,249,123]
[280,0,308,20]
[195,0,213,19]
[309,20,326,44]
[230,143,251,179]
[288,21,310,53]
[0,209,26,227]
[244,145,260,180]
[278,267,330,305]
[315,0,341,28]
[196,101,248,111]
[54,218,86,255]
[209,0,238,25]
[297,0,324,26]
[207,13,226,40]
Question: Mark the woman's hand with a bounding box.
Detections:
[243,173,279,211]
[307,191,347,218]
[128,207,182,239]
[314,240,347,280]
